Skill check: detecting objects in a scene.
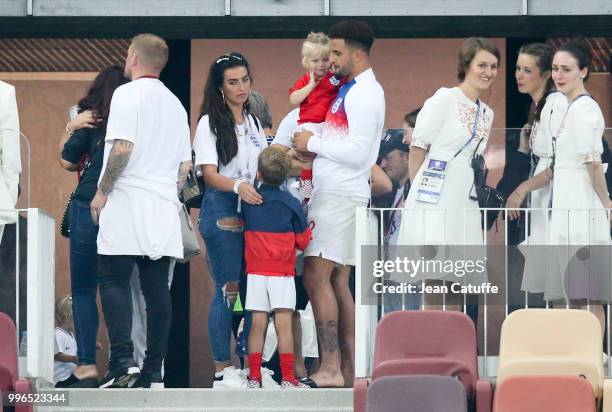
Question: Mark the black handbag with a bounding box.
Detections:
[180,151,205,209]
[471,142,506,231]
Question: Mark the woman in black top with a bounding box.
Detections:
[58,66,128,387]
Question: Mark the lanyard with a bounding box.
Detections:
[452,99,481,159]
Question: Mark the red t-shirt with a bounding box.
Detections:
[289,71,344,124]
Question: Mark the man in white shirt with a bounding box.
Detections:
[0,80,21,244]
[292,20,385,388]
[91,34,192,389]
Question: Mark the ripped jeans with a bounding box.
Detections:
[199,188,245,363]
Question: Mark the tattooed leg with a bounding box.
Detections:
[302,256,344,387]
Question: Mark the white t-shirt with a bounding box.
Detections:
[271,108,303,202]
[53,327,77,384]
[97,78,191,259]
[193,113,267,184]
[306,68,386,201]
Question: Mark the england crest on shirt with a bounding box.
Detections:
[329,76,340,86]
[331,97,343,114]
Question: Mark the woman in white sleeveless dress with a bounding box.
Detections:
[397,38,499,297]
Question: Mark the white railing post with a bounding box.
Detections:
[26,208,55,385]
[355,206,375,378]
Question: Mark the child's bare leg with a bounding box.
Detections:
[275,308,297,382]
[247,311,269,382]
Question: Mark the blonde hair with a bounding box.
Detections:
[258,147,291,185]
[131,33,169,72]
[55,295,73,327]
[301,32,331,69]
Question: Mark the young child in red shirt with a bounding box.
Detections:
[242,147,312,389]
[288,32,344,214]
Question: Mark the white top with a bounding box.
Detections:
[97,78,191,259]
[193,113,267,184]
[306,68,385,201]
[53,327,77,384]
[271,108,303,202]
[0,81,21,222]
[531,92,567,159]
[552,94,605,169]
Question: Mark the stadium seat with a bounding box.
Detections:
[494,375,596,412]
[354,310,492,412]
[366,375,468,412]
[495,309,608,412]
[0,312,32,412]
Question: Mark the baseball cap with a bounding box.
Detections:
[379,129,409,158]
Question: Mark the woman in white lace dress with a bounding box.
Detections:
[398,38,499,252]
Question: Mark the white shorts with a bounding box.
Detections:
[304,192,367,266]
[245,274,296,312]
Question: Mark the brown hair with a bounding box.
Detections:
[457,37,501,81]
[258,147,290,185]
[131,34,169,72]
[403,107,422,128]
[518,43,555,124]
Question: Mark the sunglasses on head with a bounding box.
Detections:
[216,53,245,65]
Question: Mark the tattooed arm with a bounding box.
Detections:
[98,139,134,195]
[177,160,192,193]
[90,139,133,224]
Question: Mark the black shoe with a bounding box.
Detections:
[131,371,164,389]
[99,360,140,388]
[58,374,99,388]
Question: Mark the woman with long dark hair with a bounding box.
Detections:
[58,65,128,387]
[192,53,267,379]
[501,43,558,306]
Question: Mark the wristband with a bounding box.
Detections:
[233,179,244,194]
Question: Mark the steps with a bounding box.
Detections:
[37,388,353,412]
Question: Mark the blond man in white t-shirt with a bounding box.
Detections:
[91,34,192,389]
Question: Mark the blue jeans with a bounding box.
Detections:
[199,188,245,362]
[69,198,99,366]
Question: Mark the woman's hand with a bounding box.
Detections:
[238,182,263,205]
[68,110,100,131]
[506,186,527,220]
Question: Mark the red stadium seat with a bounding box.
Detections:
[0,312,32,412]
[354,310,492,412]
[494,375,596,412]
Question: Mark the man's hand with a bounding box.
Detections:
[292,130,314,153]
[90,189,108,225]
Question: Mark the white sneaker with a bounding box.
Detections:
[212,366,247,389]
[261,367,280,389]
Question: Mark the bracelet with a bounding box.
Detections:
[233,179,244,194]
[65,122,74,137]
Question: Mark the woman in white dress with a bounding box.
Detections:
[512,40,609,306]
[548,41,609,305]
[397,38,499,318]
[398,38,499,250]
[505,43,566,296]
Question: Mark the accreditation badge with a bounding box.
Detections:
[415,159,447,204]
